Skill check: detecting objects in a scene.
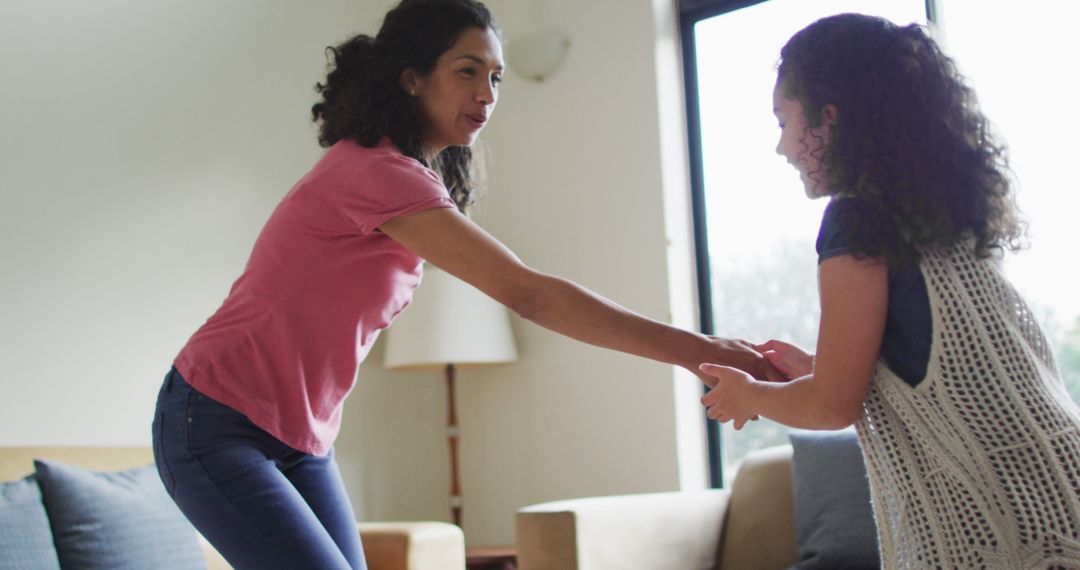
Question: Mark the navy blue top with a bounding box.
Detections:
[816,198,932,387]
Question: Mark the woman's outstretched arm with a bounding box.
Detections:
[378,207,768,380]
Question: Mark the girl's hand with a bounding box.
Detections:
[754,339,814,380]
[698,363,758,430]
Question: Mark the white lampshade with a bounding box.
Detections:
[507,32,570,82]
[383,266,518,370]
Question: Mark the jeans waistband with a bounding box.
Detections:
[157,366,194,410]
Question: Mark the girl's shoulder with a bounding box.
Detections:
[817,197,877,259]
[824,196,877,219]
[817,196,914,269]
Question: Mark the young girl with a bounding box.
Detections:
[152,0,766,567]
[699,13,1080,568]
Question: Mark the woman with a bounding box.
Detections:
[152,0,766,567]
[699,13,1080,568]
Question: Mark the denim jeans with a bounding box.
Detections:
[152,367,367,569]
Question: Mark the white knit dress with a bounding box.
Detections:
[855,243,1080,569]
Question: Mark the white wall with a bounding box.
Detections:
[0,0,706,548]
[0,0,381,442]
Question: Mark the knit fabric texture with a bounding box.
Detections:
[855,243,1080,569]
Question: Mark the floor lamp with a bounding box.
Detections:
[382,267,518,528]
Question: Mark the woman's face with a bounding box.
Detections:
[404,27,504,157]
[772,80,834,199]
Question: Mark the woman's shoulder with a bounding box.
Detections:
[318,138,439,183]
[325,137,401,163]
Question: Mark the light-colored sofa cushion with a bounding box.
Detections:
[517,490,730,569]
[717,445,796,570]
[515,445,798,570]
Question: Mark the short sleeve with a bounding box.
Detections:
[816,198,871,263]
[356,152,453,233]
[334,149,456,235]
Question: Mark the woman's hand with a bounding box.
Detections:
[695,337,772,384]
[698,363,759,430]
[754,339,814,380]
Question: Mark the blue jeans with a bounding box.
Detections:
[152,367,367,569]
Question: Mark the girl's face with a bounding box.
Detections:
[403,27,504,158]
[772,80,834,199]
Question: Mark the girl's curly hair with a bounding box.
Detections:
[777,13,1025,264]
[311,0,498,213]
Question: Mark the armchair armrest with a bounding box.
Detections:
[515,490,731,570]
[360,521,466,570]
[199,522,465,570]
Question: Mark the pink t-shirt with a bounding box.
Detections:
[174,138,455,455]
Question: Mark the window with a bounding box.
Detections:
[934,0,1080,405]
[680,0,931,485]
[683,0,1080,486]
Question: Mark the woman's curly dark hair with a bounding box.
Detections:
[777,13,1025,264]
[311,0,498,213]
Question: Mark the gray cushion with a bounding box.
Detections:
[33,459,205,570]
[789,430,879,569]
[0,475,61,570]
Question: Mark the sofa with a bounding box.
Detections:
[0,446,466,570]
[515,431,878,570]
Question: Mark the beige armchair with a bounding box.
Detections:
[515,445,796,570]
[0,446,465,570]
